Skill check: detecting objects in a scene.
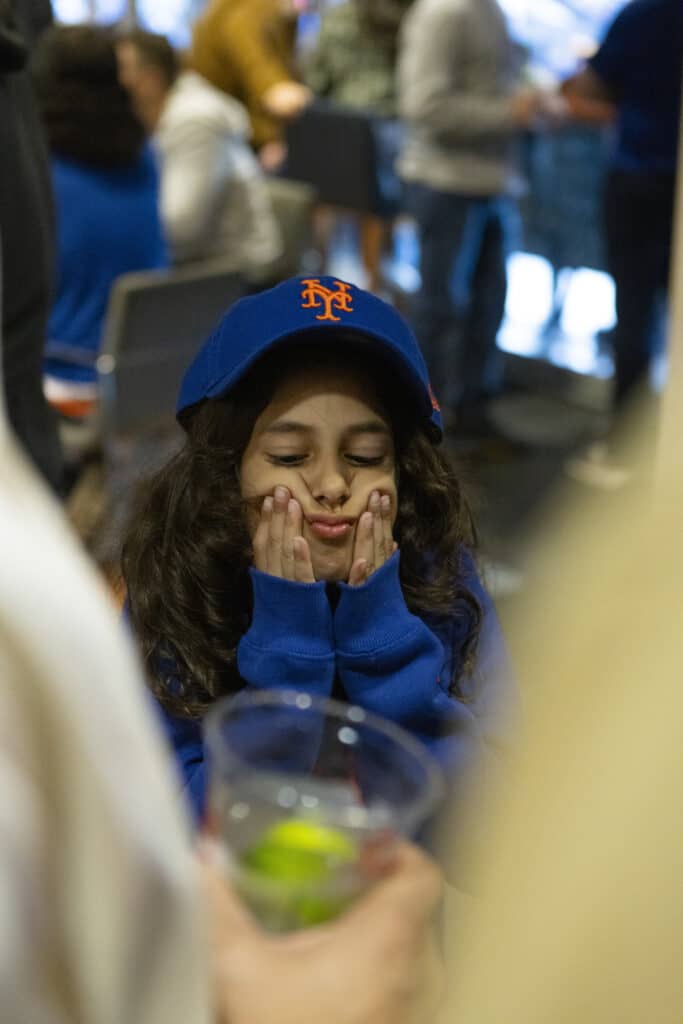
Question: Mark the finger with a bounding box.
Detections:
[267,485,289,576]
[370,490,386,567]
[252,496,272,572]
[380,494,394,561]
[293,535,316,583]
[198,857,263,944]
[351,511,374,583]
[281,498,299,580]
[348,558,368,587]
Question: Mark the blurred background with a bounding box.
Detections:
[4,0,680,617]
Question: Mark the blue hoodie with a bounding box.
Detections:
[159,548,517,825]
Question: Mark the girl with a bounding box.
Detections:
[123,275,516,823]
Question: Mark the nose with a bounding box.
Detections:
[306,457,350,509]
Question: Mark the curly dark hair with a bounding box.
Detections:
[31,24,145,168]
[122,339,481,720]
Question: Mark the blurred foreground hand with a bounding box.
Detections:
[201,840,443,1024]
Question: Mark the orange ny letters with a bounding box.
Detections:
[300,279,354,322]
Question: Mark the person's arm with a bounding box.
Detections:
[158,116,240,262]
[237,487,336,694]
[220,7,307,118]
[335,551,452,728]
[335,550,518,771]
[156,569,336,827]
[236,569,336,694]
[562,1,641,125]
[397,4,538,142]
[561,67,616,125]
[202,838,443,1024]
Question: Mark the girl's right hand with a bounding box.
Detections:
[252,486,316,583]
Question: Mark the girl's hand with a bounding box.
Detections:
[253,486,316,583]
[348,491,397,587]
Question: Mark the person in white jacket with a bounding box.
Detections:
[117,29,282,278]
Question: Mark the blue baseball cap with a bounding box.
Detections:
[176,275,442,439]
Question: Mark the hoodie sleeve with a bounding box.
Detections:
[334,551,518,771]
[145,571,336,828]
[236,568,336,695]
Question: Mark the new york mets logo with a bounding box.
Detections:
[300,278,353,321]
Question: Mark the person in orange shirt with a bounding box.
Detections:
[188,0,312,170]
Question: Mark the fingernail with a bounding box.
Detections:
[370,490,380,507]
[263,496,273,512]
[380,494,391,512]
[287,499,298,514]
[274,486,288,501]
[362,511,373,527]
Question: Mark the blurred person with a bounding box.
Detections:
[0,289,444,1024]
[304,0,411,117]
[32,24,167,461]
[121,275,517,840]
[0,0,63,490]
[439,398,683,1021]
[303,0,413,291]
[397,0,543,435]
[562,0,683,489]
[188,0,312,171]
[117,29,282,279]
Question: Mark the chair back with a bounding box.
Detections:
[285,101,382,213]
[97,264,245,438]
[262,177,318,279]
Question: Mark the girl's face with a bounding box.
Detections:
[240,363,398,582]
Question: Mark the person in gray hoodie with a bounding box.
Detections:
[397,0,541,430]
[117,29,281,279]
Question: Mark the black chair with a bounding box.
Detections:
[97,263,245,437]
[284,100,401,217]
[66,264,246,563]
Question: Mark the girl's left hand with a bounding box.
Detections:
[348,491,397,587]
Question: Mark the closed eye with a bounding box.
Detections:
[345,454,385,466]
[266,453,307,466]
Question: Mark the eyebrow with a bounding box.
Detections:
[262,420,391,437]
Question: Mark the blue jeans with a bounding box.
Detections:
[404,183,513,411]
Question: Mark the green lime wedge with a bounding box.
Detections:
[243,818,358,882]
[239,818,360,928]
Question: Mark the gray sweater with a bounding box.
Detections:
[397,0,519,196]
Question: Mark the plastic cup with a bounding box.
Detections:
[204,689,444,932]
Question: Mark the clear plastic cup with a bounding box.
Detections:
[204,689,445,932]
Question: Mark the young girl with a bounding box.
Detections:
[122,275,516,823]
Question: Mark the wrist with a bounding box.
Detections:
[335,553,415,655]
[247,568,333,655]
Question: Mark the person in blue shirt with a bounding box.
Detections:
[122,276,517,831]
[31,25,167,409]
[563,0,683,488]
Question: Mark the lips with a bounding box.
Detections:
[306,515,356,541]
